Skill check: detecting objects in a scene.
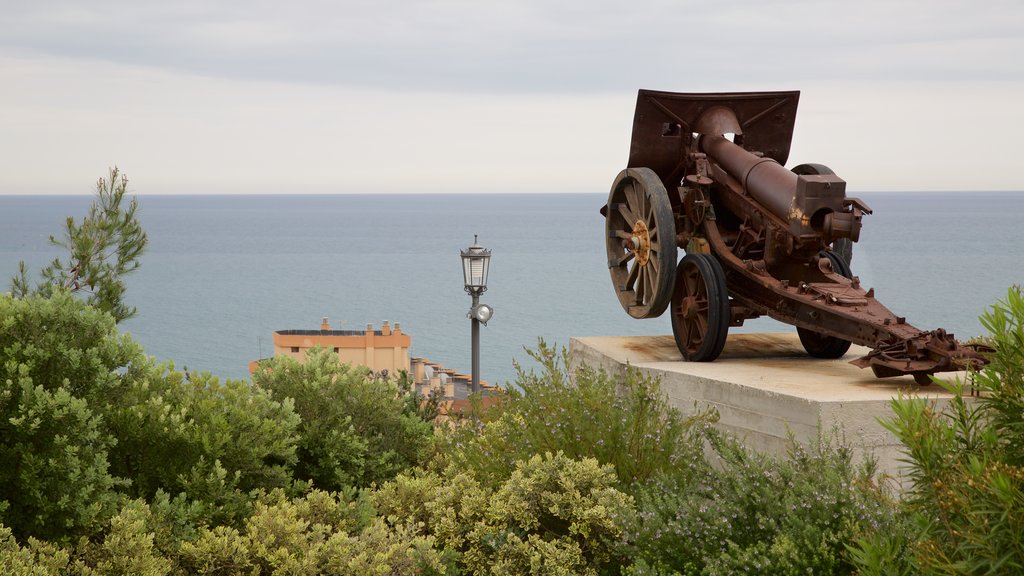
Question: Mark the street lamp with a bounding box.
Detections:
[461,235,493,394]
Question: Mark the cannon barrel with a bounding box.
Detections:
[700,133,867,243]
[700,134,797,224]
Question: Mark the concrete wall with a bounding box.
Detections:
[570,333,972,487]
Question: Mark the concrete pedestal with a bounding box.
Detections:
[569,333,971,484]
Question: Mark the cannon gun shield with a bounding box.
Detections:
[627,90,800,190]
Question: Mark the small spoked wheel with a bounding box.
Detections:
[671,253,730,361]
[605,167,677,319]
[797,251,854,359]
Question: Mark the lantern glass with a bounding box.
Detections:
[461,237,491,292]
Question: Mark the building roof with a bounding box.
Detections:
[275,329,384,337]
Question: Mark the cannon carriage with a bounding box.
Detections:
[601,90,987,383]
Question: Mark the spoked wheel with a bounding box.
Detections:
[671,253,731,361]
[792,163,853,265]
[797,251,854,359]
[605,167,677,319]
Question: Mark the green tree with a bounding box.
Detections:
[253,348,434,491]
[0,291,134,541]
[11,167,147,323]
[104,361,302,527]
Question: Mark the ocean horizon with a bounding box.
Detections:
[2,191,1023,386]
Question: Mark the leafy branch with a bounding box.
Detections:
[10,167,147,322]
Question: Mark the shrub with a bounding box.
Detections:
[372,466,489,555]
[254,348,434,491]
[0,290,141,407]
[442,340,714,495]
[627,428,899,576]
[178,489,444,575]
[73,500,173,576]
[854,286,1024,574]
[104,361,301,526]
[375,452,635,575]
[465,452,634,574]
[0,292,135,541]
[0,524,71,575]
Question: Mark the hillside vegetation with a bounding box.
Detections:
[2,172,1020,575]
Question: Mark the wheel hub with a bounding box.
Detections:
[629,220,651,266]
[680,295,698,319]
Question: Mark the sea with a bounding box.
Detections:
[1,192,1022,387]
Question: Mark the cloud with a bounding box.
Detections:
[2,0,1022,92]
[1,0,1022,194]
[0,54,634,194]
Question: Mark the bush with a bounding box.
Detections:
[626,428,899,576]
[853,286,1024,574]
[442,340,714,495]
[104,360,301,524]
[0,524,71,575]
[254,348,434,491]
[0,292,136,541]
[375,452,634,575]
[467,452,634,574]
[178,489,443,575]
[73,500,173,576]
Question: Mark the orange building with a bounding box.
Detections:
[250,318,499,415]
[270,318,410,377]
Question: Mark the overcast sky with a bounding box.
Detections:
[2,0,1023,194]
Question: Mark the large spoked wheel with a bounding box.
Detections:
[791,163,853,266]
[605,167,677,319]
[671,253,731,362]
[797,251,854,359]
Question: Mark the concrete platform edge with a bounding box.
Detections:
[569,333,970,487]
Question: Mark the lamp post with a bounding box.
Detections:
[461,235,493,395]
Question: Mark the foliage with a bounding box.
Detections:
[466,452,634,574]
[10,168,147,323]
[104,361,301,527]
[18,181,1024,573]
[626,428,899,576]
[178,489,443,576]
[0,288,142,404]
[0,525,71,575]
[852,286,1024,575]
[0,380,124,543]
[375,452,635,575]
[442,340,714,494]
[372,465,488,555]
[2,489,426,576]
[73,500,174,576]
[0,292,137,541]
[254,348,434,491]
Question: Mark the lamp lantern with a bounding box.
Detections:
[461,235,491,295]
[461,235,493,395]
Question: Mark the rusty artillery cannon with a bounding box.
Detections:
[601,90,987,384]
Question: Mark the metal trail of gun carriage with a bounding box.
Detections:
[601,90,989,384]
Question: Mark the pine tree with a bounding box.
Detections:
[10,167,147,323]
